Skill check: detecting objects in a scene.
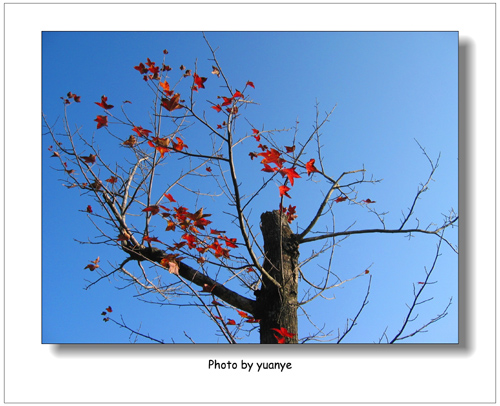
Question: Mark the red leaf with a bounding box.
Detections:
[281,204,298,223]
[252,129,260,135]
[105,176,118,184]
[164,193,176,202]
[233,90,243,98]
[223,236,238,248]
[84,263,99,271]
[172,137,188,151]
[279,185,291,198]
[271,327,296,338]
[279,167,301,186]
[134,62,148,74]
[418,281,425,284]
[211,104,222,113]
[258,148,284,168]
[86,205,93,213]
[261,164,278,173]
[285,145,296,153]
[193,73,207,89]
[94,115,108,129]
[84,257,100,271]
[221,96,233,106]
[306,159,319,175]
[182,233,197,249]
[237,310,249,318]
[365,270,370,274]
[95,95,114,110]
[227,319,236,325]
[274,335,286,344]
[132,126,152,137]
[159,80,173,96]
[210,229,226,235]
[362,199,376,204]
[106,306,113,313]
[143,205,160,215]
[143,235,161,243]
[335,196,348,203]
[246,81,255,89]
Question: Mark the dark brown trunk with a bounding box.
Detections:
[256,210,299,344]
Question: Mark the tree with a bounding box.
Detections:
[43,33,458,344]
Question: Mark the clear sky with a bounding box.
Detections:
[42,31,458,344]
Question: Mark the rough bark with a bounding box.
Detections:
[256,210,300,344]
[121,210,301,344]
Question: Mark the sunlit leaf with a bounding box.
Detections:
[132,126,152,137]
[164,193,176,203]
[193,73,207,89]
[211,66,220,77]
[306,159,319,175]
[271,327,296,338]
[279,167,301,186]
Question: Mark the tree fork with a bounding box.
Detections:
[121,243,257,315]
[256,210,300,344]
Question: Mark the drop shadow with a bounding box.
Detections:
[52,38,472,360]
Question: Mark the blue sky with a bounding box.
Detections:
[42,31,458,344]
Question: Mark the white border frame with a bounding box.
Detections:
[4,3,495,404]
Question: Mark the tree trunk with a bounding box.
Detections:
[256,210,300,343]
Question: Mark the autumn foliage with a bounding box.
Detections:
[44,38,457,344]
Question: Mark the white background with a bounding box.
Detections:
[3,2,495,404]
